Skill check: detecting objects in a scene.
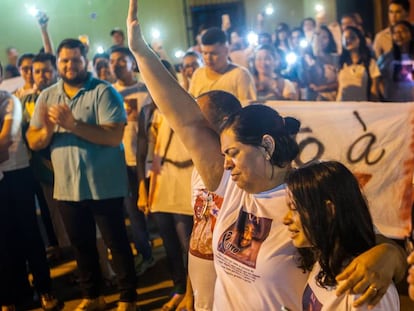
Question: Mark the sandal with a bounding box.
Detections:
[161,293,184,311]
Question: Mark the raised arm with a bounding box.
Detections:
[38,12,54,54]
[127,0,224,190]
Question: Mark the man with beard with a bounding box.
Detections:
[26,39,138,311]
[109,46,155,276]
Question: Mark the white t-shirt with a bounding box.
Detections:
[148,112,193,215]
[188,170,229,311]
[189,64,256,103]
[373,28,392,59]
[0,92,29,173]
[337,59,381,101]
[212,173,308,310]
[113,82,148,166]
[256,78,298,101]
[303,262,400,311]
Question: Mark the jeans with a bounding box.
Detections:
[153,212,193,294]
[58,198,137,302]
[0,167,51,304]
[125,166,152,260]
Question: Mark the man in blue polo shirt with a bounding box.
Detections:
[26,39,137,311]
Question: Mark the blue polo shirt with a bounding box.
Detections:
[30,74,128,201]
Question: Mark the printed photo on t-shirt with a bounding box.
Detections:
[189,189,223,260]
[217,208,272,268]
[303,284,323,311]
[392,60,414,82]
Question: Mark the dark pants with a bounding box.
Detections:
[125,166,152,260]
[58,198,137,302]
[153,212,193,294]
[34,179,59,247]
[0,167,51,305]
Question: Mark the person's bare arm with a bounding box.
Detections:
[27,102,124,149]
[38,12,54,54]
[0,119,13,148]
[370,77,380,101]
[136,106,150,213]
[0,119,13,163]
[48,103,124,147]
[26,98,56,151]
[127,0,223,190]
[336,240,407,308]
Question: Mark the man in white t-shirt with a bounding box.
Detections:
[110,46,154,274]
[189,27,256,103]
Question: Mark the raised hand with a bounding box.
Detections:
[127,0,145,54]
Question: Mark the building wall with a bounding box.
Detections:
[0,0,186,66]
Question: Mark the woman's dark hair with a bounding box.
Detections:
[340,26,373,99]
[221,105,300,168]
[95,58,110,72]
[291,27,305,37]
[92,52,110,66]
[17,53,35,67]
[274,23,290,49]
[301,17,316,30]
[258,32,272,45]
[251,44,281,76]
[285,161,376,288]
[340,26,370,68]
[320,25,337,54]
[391,20,414,60]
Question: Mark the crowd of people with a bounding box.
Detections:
[0,0,414,310]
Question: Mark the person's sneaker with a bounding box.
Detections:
[116,301,136,311]
[40,293,62,310]
[1,305,16,311]
[136,256,156,276]
[74,296,106,311]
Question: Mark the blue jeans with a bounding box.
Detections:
[153,212,193,294]
[125,166,152,260]
[58,198,137,302]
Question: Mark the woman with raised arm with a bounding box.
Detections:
[127,1,407,309]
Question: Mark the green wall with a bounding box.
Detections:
[0,0,186,65]
[0,0,336,67]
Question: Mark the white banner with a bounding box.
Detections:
[0,76,23,93]
[264,101,414,239]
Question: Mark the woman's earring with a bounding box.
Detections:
[265,153,271,161]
